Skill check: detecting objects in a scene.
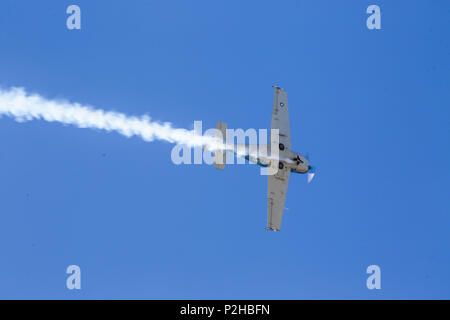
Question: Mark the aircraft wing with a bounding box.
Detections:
[267,86,291,231]
[271,86,291,152]
[267,163,290,231]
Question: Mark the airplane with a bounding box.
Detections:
[212,85,315,231]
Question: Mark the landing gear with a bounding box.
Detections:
[279,143,285,151]
[278,162,284,170]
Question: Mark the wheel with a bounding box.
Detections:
[279,143,285,151]
[278,162,284,170]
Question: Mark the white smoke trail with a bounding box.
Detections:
[0,87,291,167]
[0,87,223,150]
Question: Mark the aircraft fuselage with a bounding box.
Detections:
[234,144,310,174]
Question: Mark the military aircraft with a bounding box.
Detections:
[212,86,315,231]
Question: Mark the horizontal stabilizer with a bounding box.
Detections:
[214,121,227,170]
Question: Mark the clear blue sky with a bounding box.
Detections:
[0,0,449,299]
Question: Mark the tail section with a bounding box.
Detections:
[214,121,227,170]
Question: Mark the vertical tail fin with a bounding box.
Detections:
[214,121,227,170]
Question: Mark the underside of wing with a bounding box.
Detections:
[271,86,291,152]
[267,164,290,231]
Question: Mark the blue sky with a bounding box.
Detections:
[0,0,449,299]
